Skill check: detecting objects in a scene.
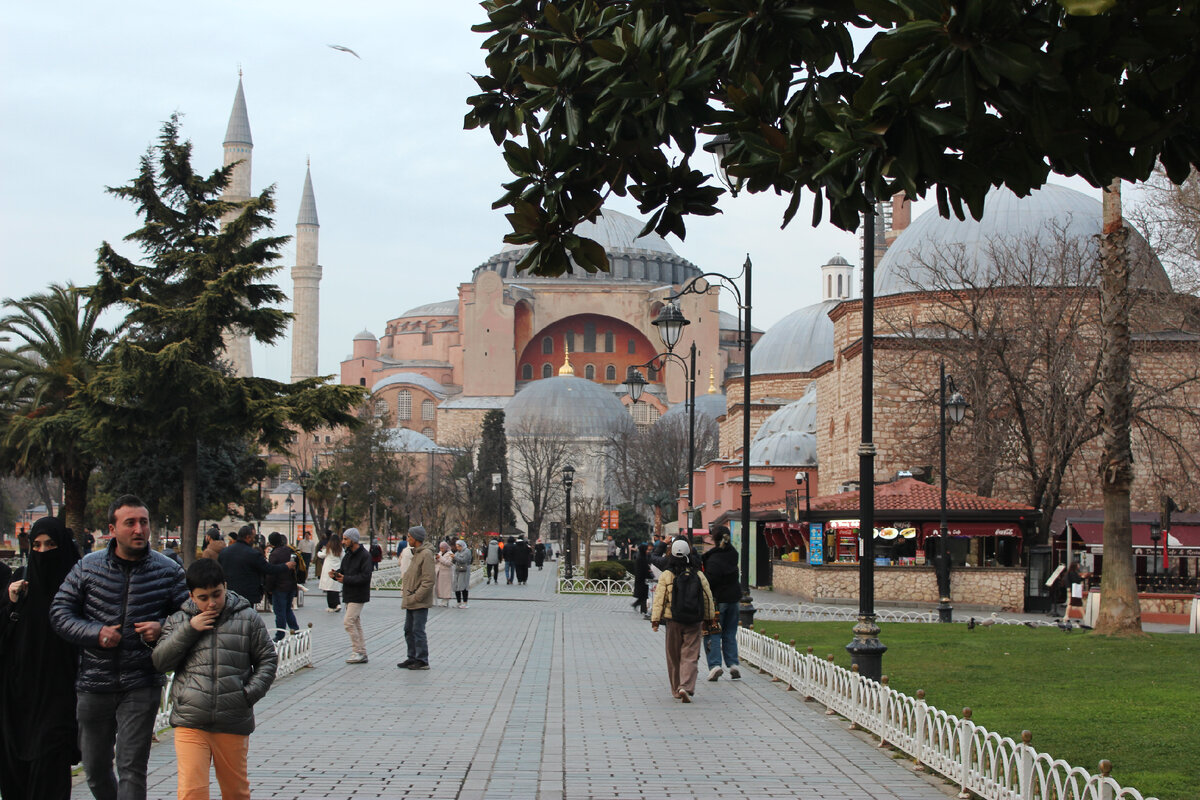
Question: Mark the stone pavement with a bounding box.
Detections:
[74,564,952,800]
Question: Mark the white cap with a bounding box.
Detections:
[671,539,690,557]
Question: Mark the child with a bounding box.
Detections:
[152,558,278,800]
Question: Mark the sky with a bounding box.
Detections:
[1,3,1111,383]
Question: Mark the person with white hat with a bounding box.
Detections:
[649,538,716,703]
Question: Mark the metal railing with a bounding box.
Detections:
[557,573,635,595]
[372,563,487,590]
[737,626,1158,800]
[753,602,938,624]
[154,627,313,731]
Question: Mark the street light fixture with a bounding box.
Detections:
[1149,521,1162,577]
[299,470,311,552]
[936,361,969,623]
[492,472,504,538]
[340,481,350,530]
[562,464,575,579]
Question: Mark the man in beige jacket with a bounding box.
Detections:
[650,539,716,703]
[398,526,435,670]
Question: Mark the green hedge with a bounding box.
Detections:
[586,560,629,580]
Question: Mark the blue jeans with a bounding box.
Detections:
[705,602,740,669]
[404,608,429,663]
[77,685,161,800]
[505,561,516,583]
[272,590,299,640]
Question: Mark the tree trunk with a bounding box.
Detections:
[180,443,199,567]
[1093,181,1144,636]
[62,469,90,553]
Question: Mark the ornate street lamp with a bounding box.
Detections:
[285,493,295,542]
[340,481,350,530]
[562,464,576,579]
[1149,521,1162,577]
[299,470,311,552]
[936,361,969,623]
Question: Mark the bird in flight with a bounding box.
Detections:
[328,44,361,59]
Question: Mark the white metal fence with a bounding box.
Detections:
[371,564,487,590]
[154,627,313,731]
[736,626,1158,800]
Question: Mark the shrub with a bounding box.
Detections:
[586,560,628,580]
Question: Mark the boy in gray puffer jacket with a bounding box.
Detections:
[153,558,278,799]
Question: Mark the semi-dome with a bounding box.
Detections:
[750,430,817,466]
[753,384,817,443]
[383,427,444,454]
[876,184,1171,296]
[474,208,703,286]
[372,372,451,398]
[751,300,838,375]
[505,376,634,439]
[399,299,458,318]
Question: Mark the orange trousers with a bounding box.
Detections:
[174,727,250,800]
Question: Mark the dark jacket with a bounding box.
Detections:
[152,590,278,735]
[50,541,188,693]
[701,543,742,604]
[339,545,372,604]
[266,544,299,595]
[219,539,288,604]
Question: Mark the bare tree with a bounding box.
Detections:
[601,413,719,525]
[572,494,604,574]
[1128,165,1200,296]
[506,419,578,541]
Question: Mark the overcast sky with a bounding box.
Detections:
[2,3,1110,383]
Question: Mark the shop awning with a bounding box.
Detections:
[1064,522,1200,549]
[921,521,1023,538]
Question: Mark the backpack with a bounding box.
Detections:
[670,567,704,624]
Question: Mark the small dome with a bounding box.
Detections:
[659,391,727,425]
[505,376,634,439]
[753,384,817,443]
[353,329,377,342]
[877,184,1170,296]
[399,299,458,318]
[383,427,443,453]
[751,300,838,375]
[825,254,852,267]
[750,430,817,466]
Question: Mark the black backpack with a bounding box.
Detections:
[671,567,704,624]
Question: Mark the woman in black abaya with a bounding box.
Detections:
[0,516,82,799]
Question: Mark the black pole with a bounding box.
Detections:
[686,340,696,544]
[937,361,954,622]
[498,473,504,537]
[738,256,756,629]
[565,484,573,579]
[846,198,886,681]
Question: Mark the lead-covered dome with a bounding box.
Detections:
[753,384,817,444]
[876,184,1171,296]
[658,390,727,425]
[505,376,634,439]
[474,208,703,285]
[750,430,817,466]
[751,300,839,375]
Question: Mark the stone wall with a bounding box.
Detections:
[772,560,1026,612]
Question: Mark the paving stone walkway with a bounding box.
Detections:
[73,563,952,799]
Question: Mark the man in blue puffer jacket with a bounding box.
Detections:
[50,494,187,800]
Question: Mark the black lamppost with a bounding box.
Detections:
[1149,521,1162,577]
[368,488,377,548]
[562,464,575,579]
[624,320,698,542]
[936,361,969,623]
[299,470,310,548]
[492,472,504,537]
[340,481,350,530]
[254,457,267,535]
[283,493,294,542]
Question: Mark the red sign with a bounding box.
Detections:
[601,509,619,529]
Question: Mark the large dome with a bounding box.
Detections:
[876,184,1171,296]
[753,384,817,444]
[505,376,635,439]
[658,390,727,425]
[751,300,839,375]
[474,208,703,286]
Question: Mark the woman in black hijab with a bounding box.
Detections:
[0,516,82,799]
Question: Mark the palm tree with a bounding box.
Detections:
[0,284,114,547]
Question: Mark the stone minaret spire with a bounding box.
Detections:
[220,72,255,378]
[290,160,322,383]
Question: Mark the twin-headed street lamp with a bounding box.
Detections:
[562,464,575,579]
[285,493,295,542]
[936,361,969,623]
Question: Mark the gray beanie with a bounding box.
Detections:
[343,528,361,544]
[408,525,427,543]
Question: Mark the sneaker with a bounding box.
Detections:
[345,653,368,664]
[707,666,723,682]
[334,605,342,612]
[679,690,691,703]
[407,661,430,670]
[397,658,415,669]
[729,666,741,680]
[460,603,468,609]
[325,608,335,613]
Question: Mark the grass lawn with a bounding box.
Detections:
[748,621,1199,800]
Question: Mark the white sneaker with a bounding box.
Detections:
[461,603,468,609]
[345,653,368,664]
[707,666,723,681]
[729,666,741,679]
[678,690,691,703]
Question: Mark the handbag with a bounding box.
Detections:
[704,618,722,636]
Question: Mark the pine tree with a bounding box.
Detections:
[477,409,511,532]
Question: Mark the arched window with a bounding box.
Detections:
[359,377,366,386]
[397,390,412,420]
[827,274,833,297]
[605,364,616,381]
[542,336,553,354]
[837,274,843,297]
[585,364,595,380]
[422,399,435,420]
[604,331,614,352]
[422,324,433,346]
[542,363,552,378]
[522,363,533,380]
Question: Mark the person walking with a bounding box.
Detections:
[49,494,188,800]
[1,517,82,799]
[452,539,472,607]
[631,543,651,616]
[701,525,742,681]
[316,533,343,612]
[219,525,289,609]
[503,536,517,584]
[650,539,716,703]
[334,529,372,664]
[484,537,501,584]
[398,526,434,670]
[200,529,225,560]
[296,531,315,582]
[510,536,532,585]
[152,558,277,800]
[606,535,617,560]
[434,541,454,607]
[265,532,300,641]
[533,539,546,570]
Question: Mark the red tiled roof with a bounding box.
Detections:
[809,478,1035,514]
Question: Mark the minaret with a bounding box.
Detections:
[220,72,255,378]
[821,254,855,301]
[290,161,322,382]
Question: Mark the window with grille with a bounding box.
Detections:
[374,398,388,417]
[422,399,435,420]
[422,427,434,438]
[542,336,553,354]
[397,390,412,420]
[631,402,660,427]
